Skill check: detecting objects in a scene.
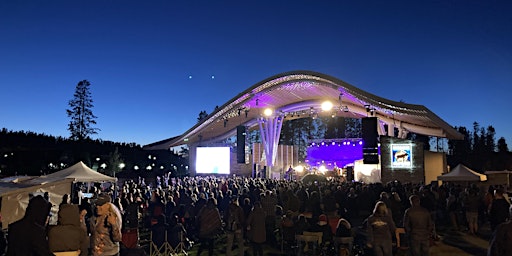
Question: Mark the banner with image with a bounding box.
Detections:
[391,144,412,168]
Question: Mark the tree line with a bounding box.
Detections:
[0,78,187,177]
[0,128,187,177]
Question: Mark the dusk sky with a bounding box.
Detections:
[1,1,511,147]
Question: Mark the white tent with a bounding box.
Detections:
[24,161,117,185]
[0,161,117,229]
[437,164,487,182]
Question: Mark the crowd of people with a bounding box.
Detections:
[2,173,512,256]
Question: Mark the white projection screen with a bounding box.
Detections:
[196,147,231,174]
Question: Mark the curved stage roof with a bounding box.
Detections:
[145,71,463,150]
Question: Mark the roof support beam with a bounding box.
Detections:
[258,115,284,171]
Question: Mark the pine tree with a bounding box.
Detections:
[66,80,99,140]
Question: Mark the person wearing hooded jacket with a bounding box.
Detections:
[48,204,89,256]
[90,194,122,256]
[366,201,396,256]
[6,195,54,256]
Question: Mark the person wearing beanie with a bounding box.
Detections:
[7,195,54,256]
[48,204,89,256]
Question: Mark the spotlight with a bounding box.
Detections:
[256,99,259,106]
[321,101,333,111]
[263,108,273,116]
[342,106,349,112]
[365,104,371,112]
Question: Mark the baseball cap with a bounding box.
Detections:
[96,194,111,206]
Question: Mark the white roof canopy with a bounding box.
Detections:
[145,71,463,150]
[438,164,487,182]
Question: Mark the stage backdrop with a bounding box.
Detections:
[252,143,297,179]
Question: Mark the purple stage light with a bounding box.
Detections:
[306,139,365,168]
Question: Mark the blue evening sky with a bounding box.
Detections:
[1,1,511,146]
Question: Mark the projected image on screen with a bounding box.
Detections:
[196,147,230,174]
[391,144,412,168]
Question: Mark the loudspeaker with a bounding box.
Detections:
[252,164,258,178]
[261,166,267,178]
[362,117,378,147]
[346,166,354,181]
[237,126,246,163]
[362,117,379,164]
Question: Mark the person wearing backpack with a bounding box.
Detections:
[224,196,246,256]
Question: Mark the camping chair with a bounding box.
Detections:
[303,231,323,245]
[333,236,354,256]
[150,229,172,256]
[168,230,189,256]
[53,251,80,256]
[295,234,321,255]
[395,227,409,255]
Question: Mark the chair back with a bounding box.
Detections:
[53,251,80,256]
[303,231,323,244]
[395,227,408,249]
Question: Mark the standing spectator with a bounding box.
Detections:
[247,202,266,256]
[60,194,70,207]
[388,191,403,227]
[488,188,511,231]
[446,190,459,231]
[197,198,222,256]
[78,204,91,253]
[346,188,359,222]
[261,190,277,247]
[6,195,53,256]
[224,196,245,256]
[463,188,481,235]
[366,201,396,256]
[404,195,433,256]
[48,204,89,256]
[90,194,123,256]
[488,204,512,256]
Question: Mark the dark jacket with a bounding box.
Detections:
[489,198,510,229]
[247,206,266,243]
[224,203,245,232]
[6,195,54,256]
[197,203,222,238]
[488,221,512,256]
[403,205,433,241]
[48,204,89,256]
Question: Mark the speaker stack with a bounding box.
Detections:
[362,117,379,164]
[236,126,246,163]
